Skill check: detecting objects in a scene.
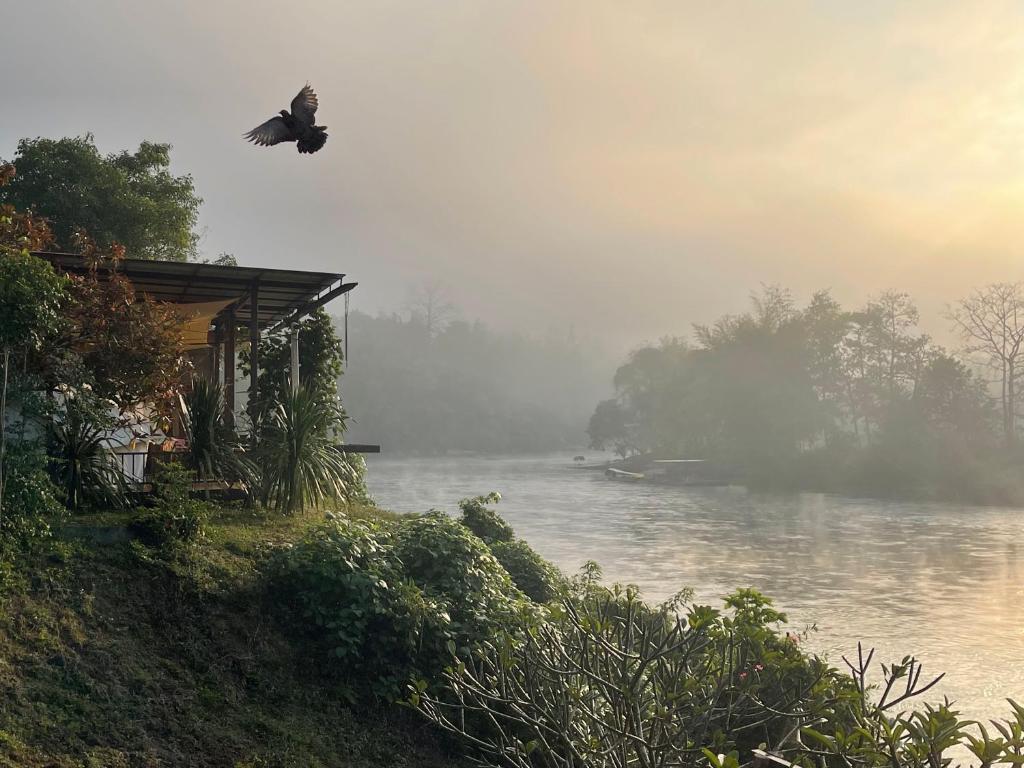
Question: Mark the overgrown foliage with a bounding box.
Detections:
[458,492,513,544]
[271,516,447,698]
[489,539,561,603]
[242,308,345,428]
[392,512,525,650]
[0,136,201,260]
[457,493,562,603]
[270,502,550,698]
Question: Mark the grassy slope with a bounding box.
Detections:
[0,505,466,768]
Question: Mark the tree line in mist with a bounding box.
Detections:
[588,283,1024,503]
[336,303,608,454]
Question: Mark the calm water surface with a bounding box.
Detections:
[365,453,1024,723]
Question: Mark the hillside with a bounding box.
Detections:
[0,506,464,768]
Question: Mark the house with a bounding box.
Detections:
[33,252,374,487]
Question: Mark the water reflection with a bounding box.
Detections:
[366,453,1024,721]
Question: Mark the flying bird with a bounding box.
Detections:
[244,84,328,154]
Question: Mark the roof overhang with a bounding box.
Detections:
[33,252,356,335]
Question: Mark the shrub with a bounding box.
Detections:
[393,512,525,650]
[456,493,562,602]
[269,517,446,698]
[0,446,63,550]
[181,377,256,491]
[458,492,512,544]
[413,582,813,766]
[130,464,209,549]
[47,387,128,511]
[489,539,562,603]
[257,387,359,513]
[270,508,538,700]
[412,580,1024,768]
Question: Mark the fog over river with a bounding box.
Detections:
[366,453,1024,723]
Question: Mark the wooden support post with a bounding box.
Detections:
[223,308,236,428]
[212,323,222,386]
[290,325,300,394]
[249,282,260,445]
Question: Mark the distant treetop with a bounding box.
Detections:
[0,135,201,261]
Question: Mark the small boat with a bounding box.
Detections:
[605,467,645,481]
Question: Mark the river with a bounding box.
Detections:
[365,452,1024,723]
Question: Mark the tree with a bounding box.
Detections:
[406,280,456,339]
[750,283,797,332]
[587,284,1009,499]
[840,292,928,443]
[49,238,187,414]
[611,339,697,456]
[914,354,992,441]
[0,136,201,261]
[586,399,634,458]
[864,291,929,401]
[800,290,850,443]
[0,164,67,516]
[950,283,1024,445]
[338,309,603,454]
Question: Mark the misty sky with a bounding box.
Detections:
[4,1,1024,349]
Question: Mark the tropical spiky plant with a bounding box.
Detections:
[180,377,257,492]
[257,386,357,513]
[48,400,127,511]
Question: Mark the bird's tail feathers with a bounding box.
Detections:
[297,128,328,154]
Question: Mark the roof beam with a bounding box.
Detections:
[266,281,358,334]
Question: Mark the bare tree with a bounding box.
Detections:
[750,283,796,331]
[950,282,1024,445]
[865,291,929,400]
[405,280,456,339]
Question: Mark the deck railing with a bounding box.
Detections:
[113,449,149,485]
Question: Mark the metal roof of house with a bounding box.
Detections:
[34,252,356,331]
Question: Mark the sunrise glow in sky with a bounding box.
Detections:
[5,1,1024,346]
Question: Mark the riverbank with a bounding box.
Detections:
[584,451,1024,506]
[0,505,464,768]
[3,490,1022,766]
[364,452,1024,725]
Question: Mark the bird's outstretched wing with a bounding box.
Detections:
[290,84,319,125]
[244,116,293,146]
